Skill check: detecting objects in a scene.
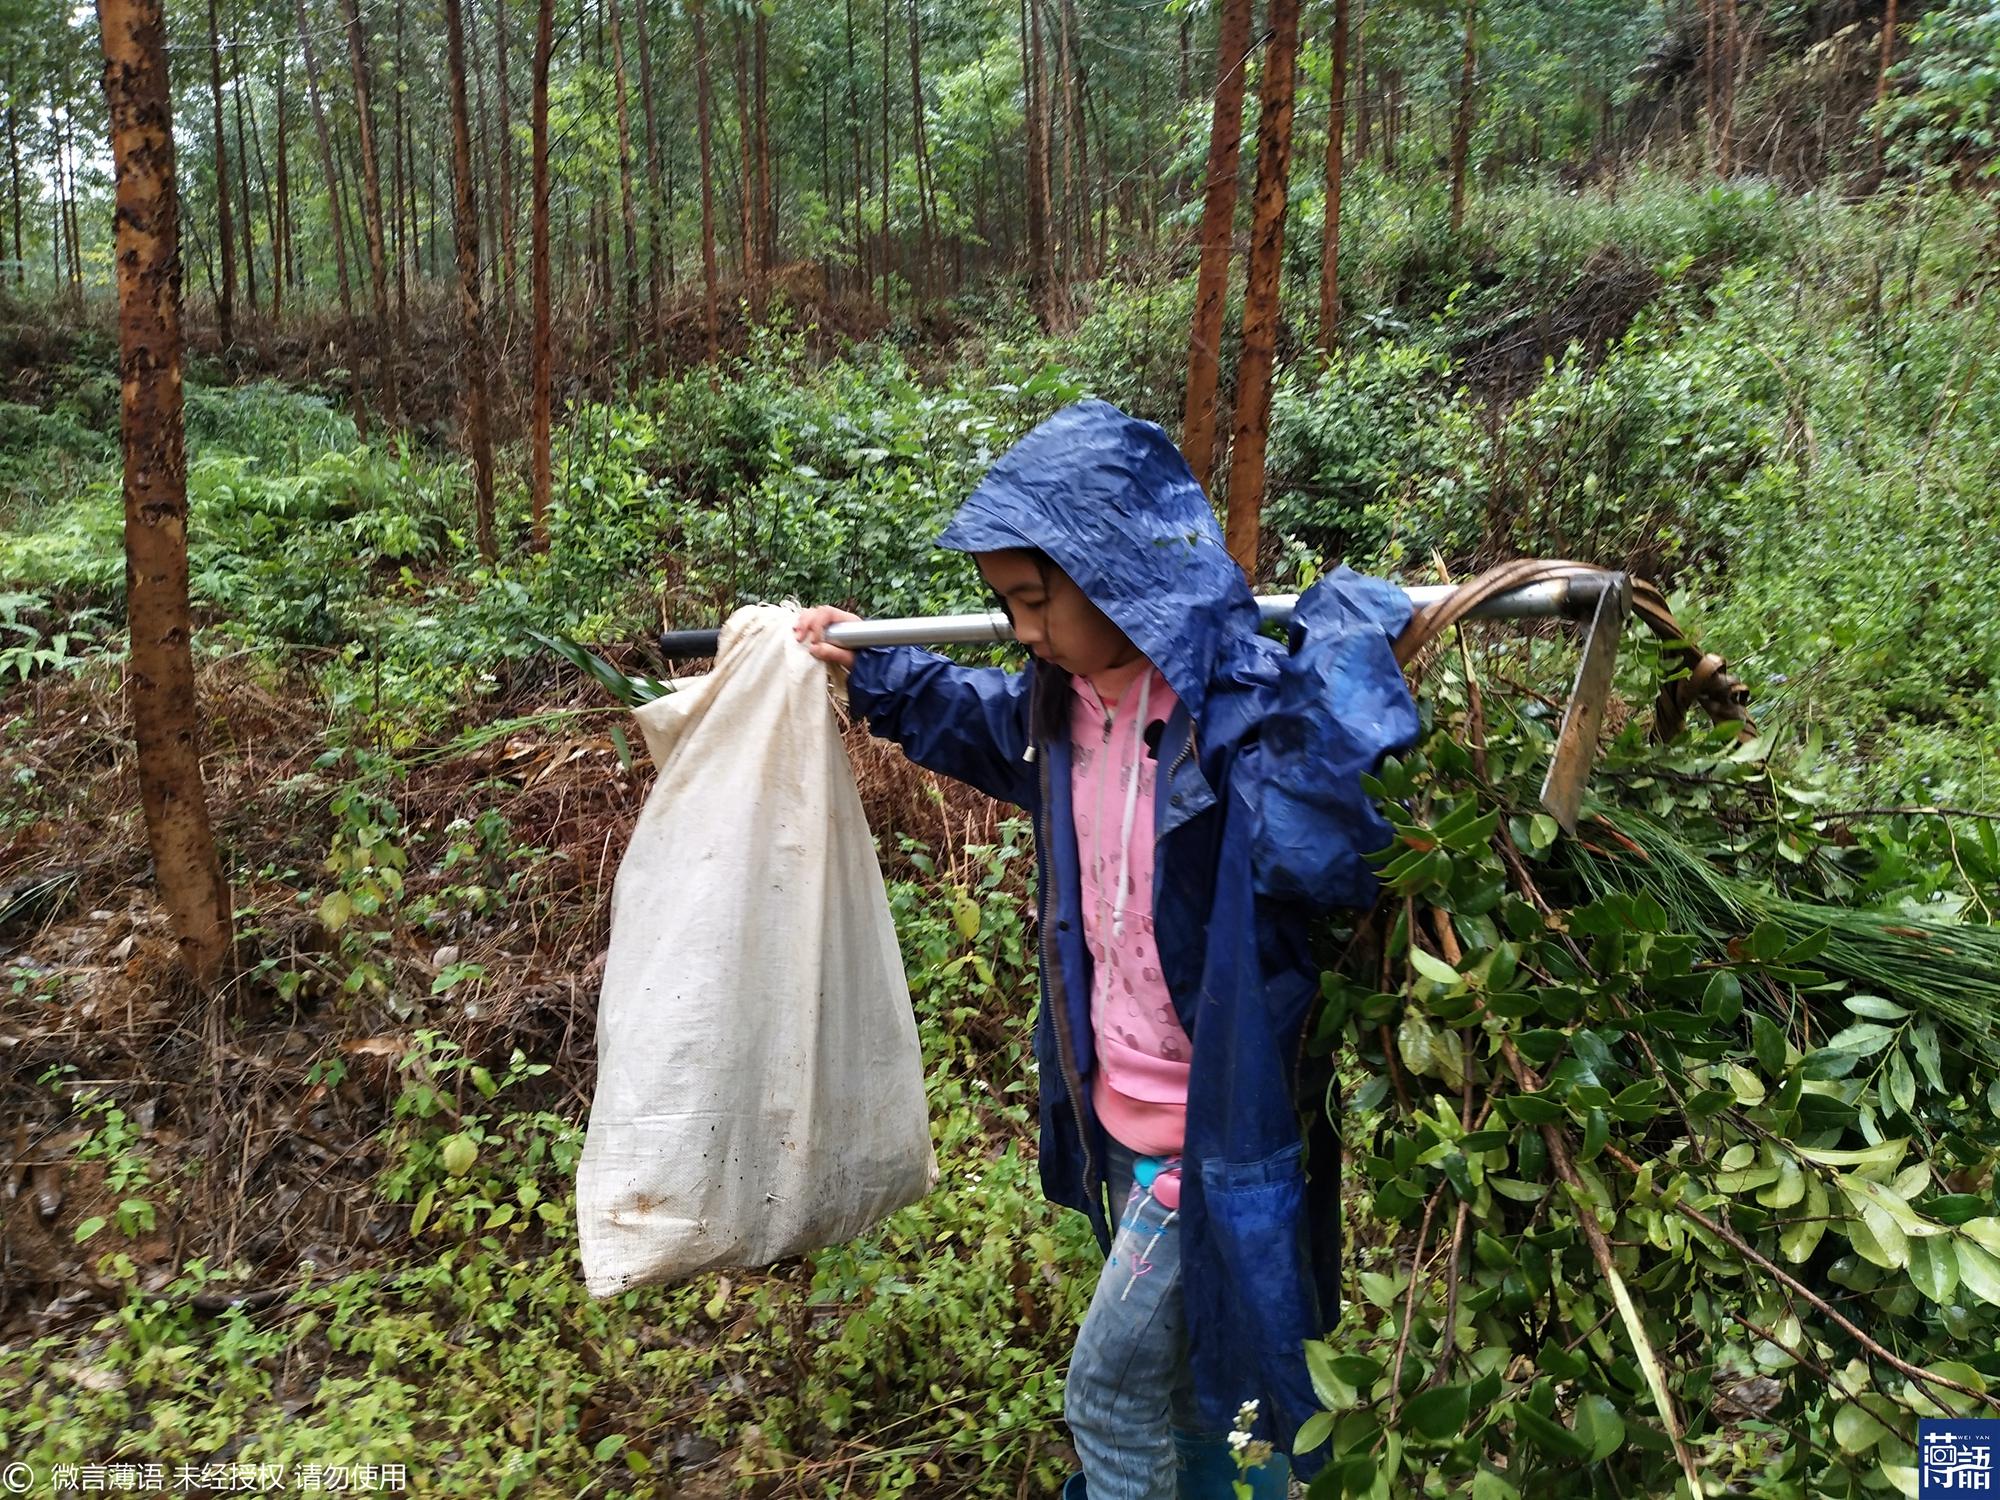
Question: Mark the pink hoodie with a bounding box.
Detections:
[1071,666,1190,1205]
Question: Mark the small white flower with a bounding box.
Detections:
[1227,1430,1251,1452]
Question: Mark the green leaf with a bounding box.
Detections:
[1504,1093,1566,1125]
[1746,919,1790,962]
[593,1434,627,1462]
[1528,814,1559,853]
[1955,1239,2000,1308]
[1824,1023,1897,1059]
[1750,1011,1787,1076]
[1513,1401,1590,1459]
[1580,1108,1610,1163]
[1833,1402,1888,1454]
[1293,1410,1336,1455]
[1844,995,1910,1021]
[1410,948,1461,988]
[1404,1383,1471,1442]
[1887,1051,1918,1118]
[1798,1139,1908,1171]
[441,1135,478,1177]
[1304,1340,1352,1411]
[74,1216,106,1243]
[952,892,981,942]
[1782,1174,1830,1264]
[1573,1393,1625,1462]
[1919,1194,1989,1226]
[1913,1024,1946,1092]
[1359,1271,1407,1309]
[1398,1013,1437,1078]
[1910,1236,1961,1304]
[1702,970,1743,1022]
[1847,1206,1909,1270]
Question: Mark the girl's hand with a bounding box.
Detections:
[794,606,862,670]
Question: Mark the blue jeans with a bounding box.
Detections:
[1063,1140,1290,1500]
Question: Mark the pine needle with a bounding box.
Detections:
[1569,810,2000,1056]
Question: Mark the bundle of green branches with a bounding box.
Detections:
[1295,653,2000,1500]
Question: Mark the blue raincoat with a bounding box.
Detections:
[845,400,1420,1476]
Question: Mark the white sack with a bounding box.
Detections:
[577,604,936,1295]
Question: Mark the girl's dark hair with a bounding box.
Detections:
[984,548,1059,620]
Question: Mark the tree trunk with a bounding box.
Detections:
[1066,1,1090,279]
[1055,0,1074,284]
[820,78,833,289]
[98,0,234,987]
[1222,0,1301,581]
[755,9,772,288]
[731,19,756,307]
[339,0,401,424]
[470,0,499,291]
[690,0,721,358]
[6,80,21,286]
[496,0,517,304]
[608,0,643,361]
[1447,0,1476,234]
[65,109,85,299]
[1703,0,1717,172]
[274,64,292,300]
[881,0,894,307]
[907,0,935,302]
[206,0,235,347]
[1074,5,1094,276]
[428,116,443,282]
[1872,0,1898,173]
[1317,0,1347,354]
[531,0,554,548]
[55,99,85,305]
[633,0,666,346]
[294,0,366,433]
[48,106,63,294]
[1382,66,1397,172]
[246,56,281,325]
[404,73,423,292]
[391,0,409,317]
[444,0,497,562]
[1178,14,1190,107]
[233,45,258,322]
[1719,0,1738,175]
[1024,0,1056,326]
[1354,1,1369,160]
[846,0,865,301]
[1178,0,1253,490]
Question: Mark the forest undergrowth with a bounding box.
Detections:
[3,169,2000,1497]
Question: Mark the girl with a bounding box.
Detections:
[795,400,1418,1499]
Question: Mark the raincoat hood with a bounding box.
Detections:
[936,399,1257,720]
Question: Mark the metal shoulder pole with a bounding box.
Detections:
[656,577,1615,659]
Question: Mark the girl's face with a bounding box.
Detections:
[976,549,1140,679]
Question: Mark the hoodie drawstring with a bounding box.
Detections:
[1111,671,1151,942]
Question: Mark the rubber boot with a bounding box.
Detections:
[1173,1431,1290,1500]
